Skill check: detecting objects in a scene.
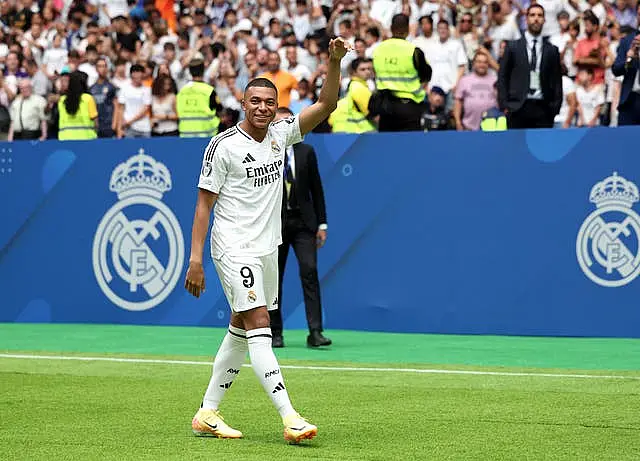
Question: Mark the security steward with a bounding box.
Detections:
[176,54,222,137]
[329,58,376,133]
[58,71,98,140]
[371,13,431,131]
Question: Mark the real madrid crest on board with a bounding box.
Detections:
[92,149,185,311]
[576,172,640,287]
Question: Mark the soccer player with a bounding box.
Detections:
[184,37,351,443]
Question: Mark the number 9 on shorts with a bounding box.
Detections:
[213,251,278,313]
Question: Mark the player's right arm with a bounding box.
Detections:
[185,189,217,298]
[298,37,351,136]
[185,138,229,298]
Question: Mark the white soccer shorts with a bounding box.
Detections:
[213,250,279,313]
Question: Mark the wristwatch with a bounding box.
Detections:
[318,224,328,231]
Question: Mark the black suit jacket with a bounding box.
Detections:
[497,36,563,116]
[612,31,639,108]
[282,142,327,233]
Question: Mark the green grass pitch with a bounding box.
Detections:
[0,324,639,460]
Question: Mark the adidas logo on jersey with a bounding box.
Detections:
[242,154,256,164]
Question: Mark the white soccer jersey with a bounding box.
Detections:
[198,116,303,258]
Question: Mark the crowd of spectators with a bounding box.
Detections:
[0,0,637,140]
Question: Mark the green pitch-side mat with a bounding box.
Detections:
[1,323,640,370]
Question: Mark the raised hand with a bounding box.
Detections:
[329,37,352,61]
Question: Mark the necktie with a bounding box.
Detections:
[284,151,293,207]
[530,38,538,71]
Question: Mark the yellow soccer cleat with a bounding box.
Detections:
[192,408,243,439]
[282,412,318,444]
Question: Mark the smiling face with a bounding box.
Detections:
[242,86,278,130]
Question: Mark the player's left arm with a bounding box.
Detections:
[298,37,351,136]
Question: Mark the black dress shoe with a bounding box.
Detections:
[307,330,332,347]
[272,335,284,348]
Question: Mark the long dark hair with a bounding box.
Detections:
[64,71,88,115]
[151,74,177,97]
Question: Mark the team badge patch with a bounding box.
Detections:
[271,140,281,155]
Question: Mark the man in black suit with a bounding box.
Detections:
[271,107,331,348]
[612,6,640,126]
[497,4,563,129]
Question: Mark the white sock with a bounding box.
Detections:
[247,327,295,418]
[201,325,248,410]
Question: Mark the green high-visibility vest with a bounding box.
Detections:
[58,94,97,141]
[330,79,376,133]
[176,81,220,138]
[372,38,426,104]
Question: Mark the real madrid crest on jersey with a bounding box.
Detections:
[271,140,281,155]
[576,172,640,287]
[92,149,185,311]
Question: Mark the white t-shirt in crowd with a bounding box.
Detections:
[427,38,468,94]
[197,116,302,259]
[576,84,605,126]
[90,0,129,26]
[78,63,99,87]
[42,47,68,74]
[117,83,152,133]
[537,0,565,38]
[487,16,521,59]
[555,76,576,125]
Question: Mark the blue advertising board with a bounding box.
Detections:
[1,127,639,337]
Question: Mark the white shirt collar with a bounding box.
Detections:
[524,31,542,45]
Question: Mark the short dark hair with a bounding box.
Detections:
[438,19,449,27]
[189,61,205,78]
[569,18,581,33]
[390,14,409,35]
[583,9,599,26]
[350,57,372,73]
[130,63,145,75]
[276,107,294,116]
[366,26,381,39]
[527,4,545,16]
[418,15,433,25]
[245,77,278,97]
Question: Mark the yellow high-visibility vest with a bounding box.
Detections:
[480,109,508,131]
[176,81,220,138]
[58,93,97,140]
[329,79,376,133]
[372,38,426,103]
